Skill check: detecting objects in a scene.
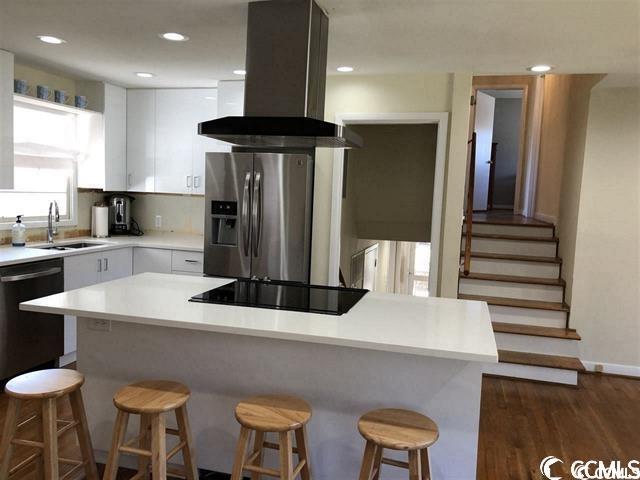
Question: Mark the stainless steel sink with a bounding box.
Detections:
[37,242,106,251]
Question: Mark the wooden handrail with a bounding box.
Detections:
[462,132,477,276]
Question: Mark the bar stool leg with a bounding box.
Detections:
[103,410,130,480]
[358,441,377,480]
[420,449,431,480]
[230,426,251,480]
[0,398,20,478]
[176,405,199,480]
[408,450,421,480]
[41,398,59,479]
[371,445,383,480]
[150,413,167,480]
[138,414,151,479]
[279,431,294,480]
[294,426,312,480]
[250,430,264,480]
[69,390,99,480]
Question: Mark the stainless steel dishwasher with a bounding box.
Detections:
[0,258,64,380]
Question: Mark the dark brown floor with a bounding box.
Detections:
[2,372,639,479]
[472,211,552,227]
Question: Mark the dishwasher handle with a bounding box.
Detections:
[0,267,62,283]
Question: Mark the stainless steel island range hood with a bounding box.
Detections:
[198,0,363,149]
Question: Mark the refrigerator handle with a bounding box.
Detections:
[241,172,251,256]
[252,171,262,257]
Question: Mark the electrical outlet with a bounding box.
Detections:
[155,215,162,228]
[594,364,604,373]
[89,319,111,332]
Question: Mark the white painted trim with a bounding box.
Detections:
[533,212,557,225]
[59,351,77,366]
[582,360,640,378]
[328,112,449,298]
[522,76,544,217]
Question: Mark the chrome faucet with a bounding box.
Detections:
[47,201,59,243]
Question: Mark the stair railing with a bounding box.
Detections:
[462,132,476,276]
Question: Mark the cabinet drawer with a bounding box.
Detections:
[171,250,204,273]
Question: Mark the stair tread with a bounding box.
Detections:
[471,217,554,228]
[460,251,562,264]
[463,232,559,243]
[498,350,585,371]
[492,322,580,340]
[458,294,570,312]
[460,272,565,286]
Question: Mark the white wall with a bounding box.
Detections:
[312,73,472,298]
[570,86,640,372]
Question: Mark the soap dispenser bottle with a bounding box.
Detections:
[11,215,26,247]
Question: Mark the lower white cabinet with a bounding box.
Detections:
[63,247,133,355]
[171,250,204,274]
[133,247,172,274]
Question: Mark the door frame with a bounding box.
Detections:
[327,112,449,295]
[471,76,544,217]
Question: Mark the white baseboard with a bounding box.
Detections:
[533,212,557,225]
[582,360,640,378]
[59,351,77,366]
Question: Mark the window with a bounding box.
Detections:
[0,100,80,229]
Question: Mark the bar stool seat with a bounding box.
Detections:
[103,380,198,480]
[231,394,313,480]
[357,408,439,480]
[0,369,98,480]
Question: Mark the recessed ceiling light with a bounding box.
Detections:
[160,32,189,42]
[336,66,354,73]
[135,72,155,78]
[233,69,247,76]
[37,35,66,45]
[528,65,553,73]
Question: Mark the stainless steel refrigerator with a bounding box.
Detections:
[204,152,314,283]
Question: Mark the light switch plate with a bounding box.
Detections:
[155,215,162,228]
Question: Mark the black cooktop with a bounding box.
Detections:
[189,279,368,316]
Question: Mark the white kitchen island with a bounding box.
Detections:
[22,273,497,480]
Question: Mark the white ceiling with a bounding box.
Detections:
[1,0,638,88]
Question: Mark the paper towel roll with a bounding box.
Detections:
[92,206,110,238]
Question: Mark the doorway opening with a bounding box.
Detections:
[472,89,525,212]
[331,115,447,296]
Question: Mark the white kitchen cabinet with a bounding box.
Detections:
[126,89,156,192]
[76,82,127,190]
[63,247,133,355]
[217,80,245,117]
[171,250,204,274]
[190,90,219,194]
[133,247,172,274]
[0,50,14,189]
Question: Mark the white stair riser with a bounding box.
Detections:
[484,363,578,385]
[489,305,567,329]
[462,237,557,256]
[495,332,579,357]
[459,278,564,302]
[468,258,560,278]
[464,224,554,238]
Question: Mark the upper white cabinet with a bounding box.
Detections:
[190,90,219,194]
[77,82,127,190]
[126,89,156,192]
[0,50,14,189]
[217,80,245,117]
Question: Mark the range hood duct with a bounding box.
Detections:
[198,0,362,149]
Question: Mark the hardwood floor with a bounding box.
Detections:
[478,373,640,480]
[472,211,553,227]
[1,372,639,479]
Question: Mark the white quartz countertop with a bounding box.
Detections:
[21,273,498,363]
[0,232,203,267]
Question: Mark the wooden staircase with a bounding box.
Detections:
[459,216,585,386]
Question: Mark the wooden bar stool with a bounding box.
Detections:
[230,394,313,480]
[102,380,199,480]
[0,369,99,480]
[357,408,439,480]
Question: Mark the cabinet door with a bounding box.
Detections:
[104,84,127,191]
[190,89,218,194]
[155,89,194,194]
[100,247,133,282]
[126,89,156,192]
[133,248,172,274]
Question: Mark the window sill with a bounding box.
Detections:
[0,219,77,231]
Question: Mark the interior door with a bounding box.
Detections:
[363,245,378,291]
[251,153,313,282]
[473,91,496,211]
